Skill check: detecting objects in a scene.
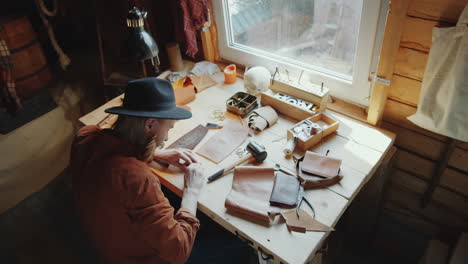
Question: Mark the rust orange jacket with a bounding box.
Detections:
[70,126,200,264]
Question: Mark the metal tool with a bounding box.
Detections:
[296,188,315,219]
[207,140,267,182]
[274,163,295,176]
[206,122,223,129]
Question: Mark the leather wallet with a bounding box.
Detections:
[295,152,343,189]
[301,151,341,178]
[269,172,300,207]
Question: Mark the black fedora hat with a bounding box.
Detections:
[105,77,192,120]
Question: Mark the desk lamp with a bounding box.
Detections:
[122,5,160,76]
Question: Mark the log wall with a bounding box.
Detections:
[379,0,468,247]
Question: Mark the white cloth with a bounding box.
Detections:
[407,4,468,142]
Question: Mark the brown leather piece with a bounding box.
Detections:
[196,117,249,164]
[296,160,343,189]
[166,125,208,150]
[281,209,334,233]
[301,151,342,178]
[269,172,300,207]
[225,166,276,223]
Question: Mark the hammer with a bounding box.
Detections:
[207,141,267,182]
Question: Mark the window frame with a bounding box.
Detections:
[212,0,383,107]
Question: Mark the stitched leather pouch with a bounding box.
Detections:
[269,172,300,207]
[301,151,341,178]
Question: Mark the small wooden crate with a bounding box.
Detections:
[260,78,329,120]
[287,113,339,151]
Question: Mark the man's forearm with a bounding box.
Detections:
[180,188,200,215]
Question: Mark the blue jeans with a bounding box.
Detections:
[162,186,258,264]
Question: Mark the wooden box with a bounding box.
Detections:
[260,78,329,120]
[287,113,339,151]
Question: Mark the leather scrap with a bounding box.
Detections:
[248,106,278,131]
[225,167,276,223]
[174,86,196,106]
[281,209,334,233]
[196,117,249,164]
[166,124,208,150]
[191,75,217,92]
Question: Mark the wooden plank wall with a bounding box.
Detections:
[380,0,468,245]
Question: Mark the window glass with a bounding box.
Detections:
[226,0,363,79]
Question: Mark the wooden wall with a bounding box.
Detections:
[379,0,468,246]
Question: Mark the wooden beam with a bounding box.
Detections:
[400,16,451,52]
[381,121,445,161]
[421,139,457,208]
[383,99,448,141]
[391,168,468,219]
[408,0,468,23]
[393,149,468,197]
[367,0,410,126]
[385,185,468,230]
[394,47,428,81]
[388,74,421,106]
[449,147,468,173]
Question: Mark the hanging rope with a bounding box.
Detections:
[37,0,58,17]
[35,0,70,70]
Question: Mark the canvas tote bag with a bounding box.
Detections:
[407,4,468,142]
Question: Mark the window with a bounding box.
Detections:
[213,0,384,106]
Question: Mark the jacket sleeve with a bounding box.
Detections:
[115,159,200,264]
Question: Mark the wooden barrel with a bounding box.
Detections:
[0,16,52,98]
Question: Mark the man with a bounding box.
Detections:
[71,78,207,264]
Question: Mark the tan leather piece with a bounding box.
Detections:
[301,151,342,178]
[196,118,249,164]
[248,106,278,131]
[281,209,334,233]
[225,166,276,223]
[191,75,217,93]
[297,162,343,189]
[174,86,196,106]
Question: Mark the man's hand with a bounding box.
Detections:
[181,163,207,215]
[153,148,198,170]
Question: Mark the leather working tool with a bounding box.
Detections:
[296,188,314,218]
[157,124,209,167]
[165,124,209,150]
[207,140,267,182]
[274,163,295,176]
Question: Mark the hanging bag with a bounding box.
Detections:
[407,4,468,142]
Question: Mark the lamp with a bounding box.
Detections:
[121,5,160,76]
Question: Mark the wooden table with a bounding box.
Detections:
[79,73,395,263]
